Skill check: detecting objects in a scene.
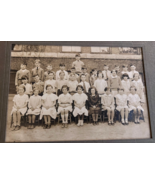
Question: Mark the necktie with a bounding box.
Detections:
[83,82,86,93]
[36,67,38,75]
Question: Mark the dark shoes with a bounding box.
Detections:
[15,126,20,131]
[43,124,48,129]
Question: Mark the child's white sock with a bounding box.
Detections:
[122,118,125,123]
[77,120,81,126]
[125,118,128,122]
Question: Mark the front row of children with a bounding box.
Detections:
[11,83,144,131]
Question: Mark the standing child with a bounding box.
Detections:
[11,86,29,131]
[80,66,90,83]
[27,89,42,129]
[56,63,68,80]
[131,73,145,103]
[121,65,130,77]
[114,65,121,77]
[101,88,115,125]
[21,76,33,97]
[79,74,90,94]
[40,85,58,129]
[31,59,44,83]
[56,71,68,96]
[32,75,44,96]
[88,86,101,125]
[90,68,98,86]
[68,67,79,82]
[58,85,73,128]
[73,85,88,126]
[44,72,57,94]
[128,86,144,124]
[128,64,139,79]
[15,61,31,86]
[44,64,55,81]
[108,70,121,96]
[102,64,111,81]
[94,71,107,95]
[72,54,85,75]
[115,88,129,125]
[121,73,131,95]
[68,73,78,96]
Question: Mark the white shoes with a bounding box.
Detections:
[77,120,84,127]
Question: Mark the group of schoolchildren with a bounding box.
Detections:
[11,53,145,131]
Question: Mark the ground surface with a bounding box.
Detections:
[5,95,151,142]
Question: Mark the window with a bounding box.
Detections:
[91,47,110,53]
[62,46,81,52]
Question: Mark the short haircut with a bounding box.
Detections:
[122,73,130,80]
[88,86,98,95]
[46,64,52,67]
[104,64,108,67]
[122,65,128,68]
[21,62,27,66]
[33,89,39,93]
[130,64,136,67]
[97,70,104,78]
[75,54,80,57]
[48,72,55,76]
[80,74,86,79]
[35,59,41,63]
[59,71,65,76]
[21,75,29,80]
[71,67,75,70]
[104,87,111,92]
[130,86,137,91]
[115,65,120,68]
[76,85,84,91]
[117,88,124,92]
[111,70,117,74]
[82,66,87,70]
[61,85,69,92]
[70,73,76,77]
[46,85,53,90]
[18,85,26,92]
[59,63,65,67]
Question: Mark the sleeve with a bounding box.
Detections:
[84,94,88,101]
[41,94,47,101]
[118,77,121,87]
[105,81,107,88]
[44,81,47,94]
[69,94,73,103]
[28,70,31,83]
[13,95,17,102]
[94,80,97,88]
[111,96,114,106]
[51,94,58,102]
[95,95,100,107]
[127,94,130,101]
[56,71,59,80]
[72,61,75,67]
[101,95,104,104]
[72,94,76,101]
[15,71,19,86]
[36,96,42,109]
[88,82,90,90]
[58,95,62,104]
[28,97,32,109]
[107,78,111,88]
[25,95,29,103]
[41,69,44,82]
[29,84,33,93]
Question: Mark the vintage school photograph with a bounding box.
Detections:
[5,45,151,142]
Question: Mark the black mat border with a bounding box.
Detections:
[0,41,154,143]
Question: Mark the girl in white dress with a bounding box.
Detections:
[121,73,131,95]
[131,73,145,103]
[27,89,42,129]
[40,85,58,129]
[73,85,88,127]
[11,86,29,131]
[58,85,73,128]
[115,88,129,125]
[94,71,107,95]
[128,86,144,124]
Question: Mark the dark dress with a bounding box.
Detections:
[88,94,101,115]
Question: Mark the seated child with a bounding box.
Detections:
[128,86,144,124]
[90,68,98,86]
[58,85,73,128]
[108,70,121,96]
[88,86,101,125]
[32,75,44,96]
[68,73,78,96]
[131,73,145,103]
[44,72,57,94]
[115,88,129,125]
[27,89,42,129]
[11,86,29,131]
[15,61,30,86]
[102,64,111,81]
[56,63,68,80]
[44,64,55,81]
[79,74,90,94]
[21,75,33,97]
[40,85,58,129]
[73,85,88,127]
[101,88,114,125]
[121,73,131,95]
[94,71,107,95]
[80,66,90,83]
[128,64,139,79]
[56,71,68,96]
[31,59,44,83]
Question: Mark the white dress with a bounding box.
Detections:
[121,80,131,95]
[58,93,73,113]
[27,95,42,115]
[115,94,128,111]
[131,80,145,102]
[72,93,88,117]
[127,93,144,112]
[11,94,29,115]
[40,93,58,119]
